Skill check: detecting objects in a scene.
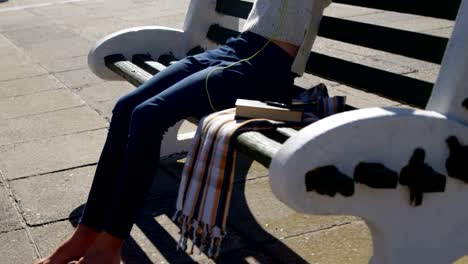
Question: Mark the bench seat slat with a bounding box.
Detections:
[216,0,461,21]
[132,54,167,75]
[236,131,283,167]
[105,54,152,86]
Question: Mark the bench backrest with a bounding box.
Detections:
[182,0,462,108]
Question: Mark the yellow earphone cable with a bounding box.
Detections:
[205,0,289,111]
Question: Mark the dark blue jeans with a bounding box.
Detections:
[79,31,296,238]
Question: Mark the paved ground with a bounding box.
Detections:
[0,0,464,263]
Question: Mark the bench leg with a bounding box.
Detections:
[367,217,468,264]
[159,120,194,157]
[269,108,468,263]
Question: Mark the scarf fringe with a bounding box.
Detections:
[174,211,225,259]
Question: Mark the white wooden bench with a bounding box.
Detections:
[87,0,467,262]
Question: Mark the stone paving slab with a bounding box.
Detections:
[158,157,363,263]
[94,0,188,17]
[0,106,107,146]
[406,67,442,84]
[24,37,93,61]
[0,89,83,119]
[0,50,33,67]
[0,229,37,264]
[160,153,272,183]
[29,220,75,262]
[264,221,372,264]
[312,41,366,62]
[347,11,426,27]
[72,81,131,119]
[422,26,454,38]
[73,81,134,105]
[0,33,15,50]
[56,2,134,21]
[0,63,47,82]
[2,24,80,46]
[27,167,186,259]
[0,0,44,8]
[317,44,415,74]
[69,0,135,11]
[370,53,440,73]
[30,210,245,263]
[29,218,276,264]
[329,85,401,109]
[10,165,95,225]
[353,56,414,74]
[231,154,273,182]
[179,120,198,135]
[61,16,139,42]
[199,249,272,264]
[0,186,23,233]
[324,40,384,58]
[294,71,341,90]
[53,68,106,89]
[136,12,187,30]
[0,10,55,32]
[38,55,89,73]
[116,6,187,23]
[88,99,116,120]
[324,3,383,19]
[125,214,246,263]
[28,3,108,20]
[0,74,64,98]
[143,166,184,202]
[385,16,455,33]
[0,129,106,180]
[228,177,359,244]
[456,256,468,264]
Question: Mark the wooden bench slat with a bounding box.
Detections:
[236,131,283,167]
[216,0,461,20]
[132,54,167,75]
[319,17,448,64]
[216,0,251,19]
[306,53,433,108]
[206,24,239,45]
[276,127,298,138]
[105,55,152,87]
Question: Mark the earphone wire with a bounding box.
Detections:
[205,0,289,111]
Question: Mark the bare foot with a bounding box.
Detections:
[78,232,123,264]
[34,224,101,264]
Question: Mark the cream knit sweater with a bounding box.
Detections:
[243,0,332,76]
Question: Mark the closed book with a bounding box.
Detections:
[235,99,303,122]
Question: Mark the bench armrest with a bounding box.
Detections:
[268,107,468,263]
[88,26,186,80]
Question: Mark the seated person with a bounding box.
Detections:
[35,0,331,263]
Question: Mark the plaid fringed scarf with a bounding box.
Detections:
[173,109,285,257]
[173,84,346,258]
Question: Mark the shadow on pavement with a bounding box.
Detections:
[68,154,308,263]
